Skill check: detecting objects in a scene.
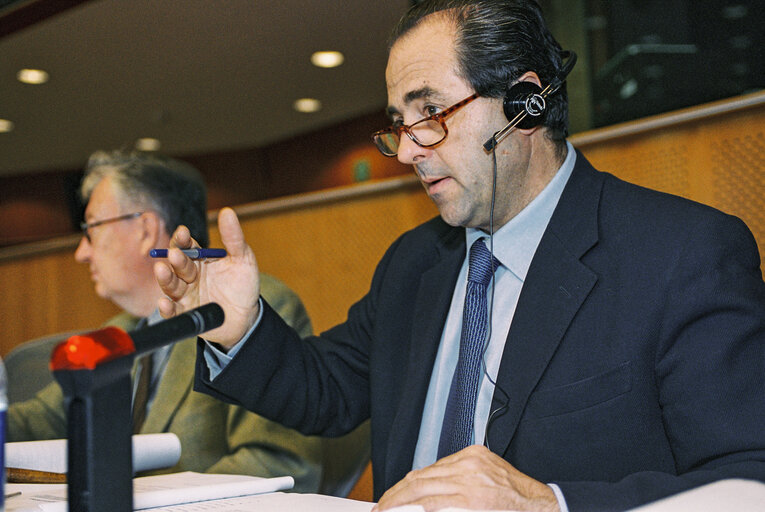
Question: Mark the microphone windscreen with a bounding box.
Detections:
[483,137,497,152]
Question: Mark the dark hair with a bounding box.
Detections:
[81,150,210,248]
[390,0,569,145]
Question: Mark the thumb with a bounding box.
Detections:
[217,207,247,257]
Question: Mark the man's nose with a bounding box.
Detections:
[396,133,429,166]
[74,236,91,263]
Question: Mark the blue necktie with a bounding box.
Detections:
[438,238,500,458]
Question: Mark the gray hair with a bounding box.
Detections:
[81,149,209,247]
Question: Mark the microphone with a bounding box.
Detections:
[483,110,528,152]
[51,303,224,371]
[130,302,225,355]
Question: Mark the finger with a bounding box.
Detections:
[154,261,187,301]
[169,224,194,249]
[432,445,506,474]
[218,207,248,257]
[378,450,501,506]
[157,296,178,319]
[376,472,463,511]
[166,246,199,284]
[433,444,489,464]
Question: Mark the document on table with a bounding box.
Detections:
[6,433,182,474]
[5,471,295,512]
[138,493,375,512]
[626,479,765,512]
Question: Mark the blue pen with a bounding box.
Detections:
[150,248,227,259]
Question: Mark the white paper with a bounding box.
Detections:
[130,472,294,510]
[5,483,67,512]
[626,479,765,511]
[385,508,513,512]
[6,471,295,512]
[143,492,375,512]
[5,433,181,474]
[131,433,182,473]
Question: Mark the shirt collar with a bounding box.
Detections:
[466,141,576,281]
[145,308,163,326]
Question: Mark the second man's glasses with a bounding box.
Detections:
[80,212,143,243]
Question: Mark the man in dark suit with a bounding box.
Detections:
[155,1,765,510]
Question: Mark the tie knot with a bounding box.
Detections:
[468,239,500,286]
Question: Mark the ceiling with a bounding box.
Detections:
[0,0,411,176]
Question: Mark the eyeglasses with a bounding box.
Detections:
[371,93,479,157]
[80,212,143,243]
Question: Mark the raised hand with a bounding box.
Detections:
[154,207,261,348]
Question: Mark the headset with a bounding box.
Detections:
[483,50,577,152]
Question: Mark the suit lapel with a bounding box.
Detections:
[487,154,603,456]
[104,313,195,434]
[140,337,195,433]
[106,312,142,332]
[385,227,465,486]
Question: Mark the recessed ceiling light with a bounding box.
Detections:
[293,98,322,113]
[0,119,14,133]
[311,51,344,68]
[17,68,49,85]
[135,138,161,151]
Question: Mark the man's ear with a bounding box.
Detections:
[138,211,166,255]
[515,70,543,88]
[512,71,544,136]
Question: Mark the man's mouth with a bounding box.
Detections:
[423,175,450,194]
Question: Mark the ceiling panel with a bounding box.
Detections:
[0,0,410,175]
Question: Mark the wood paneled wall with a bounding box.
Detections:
[213,178,439,335]
[1,238,122,355]
[1,91,763,358]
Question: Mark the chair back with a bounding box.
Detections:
[5,330,83,403]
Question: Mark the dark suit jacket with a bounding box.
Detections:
[197,151,765,510]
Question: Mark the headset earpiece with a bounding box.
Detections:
[483,50,577,152]
[502,81,546,129]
